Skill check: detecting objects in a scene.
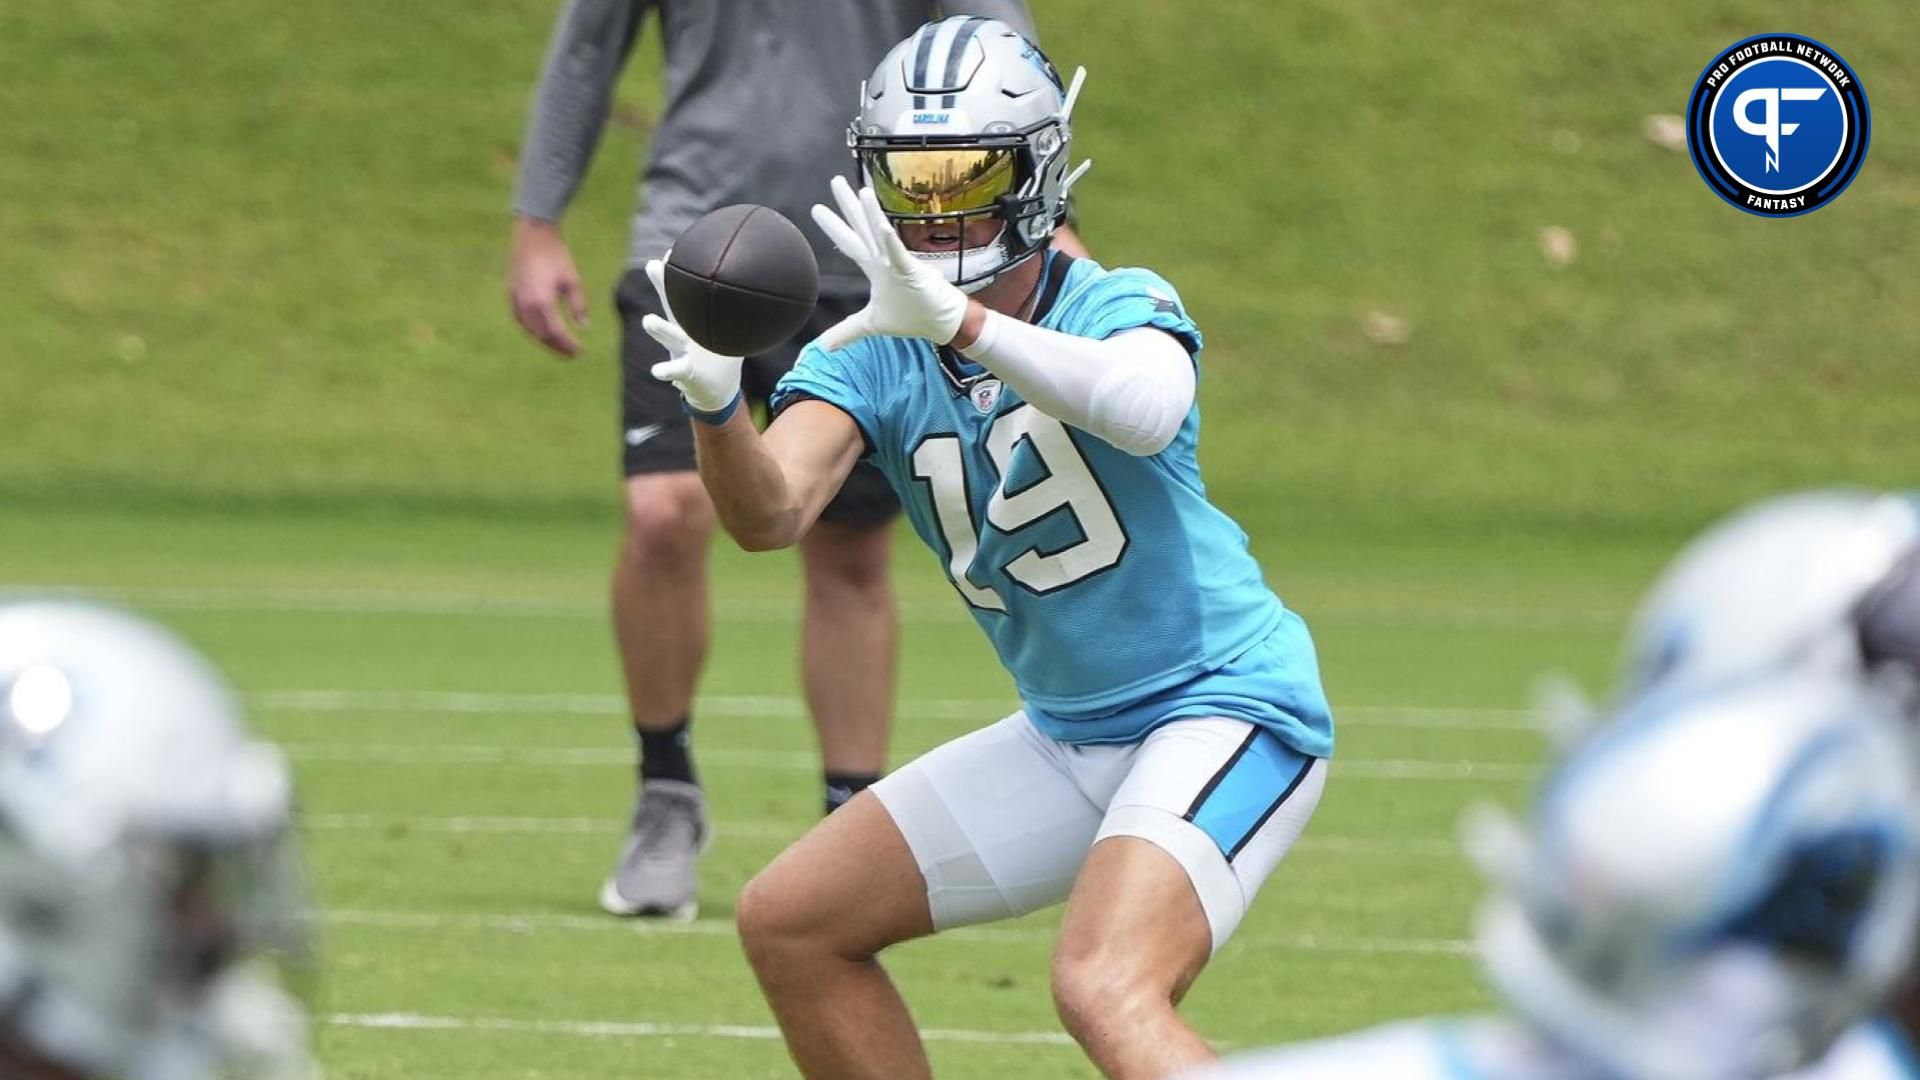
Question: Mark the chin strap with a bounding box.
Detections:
[908,234,1018,294]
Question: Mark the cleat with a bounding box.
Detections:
[598,780,706,919]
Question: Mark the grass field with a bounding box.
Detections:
[3,0,1915,1075]
[1,503,1667,1078]
[2,0,1915,529]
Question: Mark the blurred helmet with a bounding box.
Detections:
[0,602,311,1080]
[1469,669,1920,1079]
[851,17,1090,292]
[1620,490,1920,703]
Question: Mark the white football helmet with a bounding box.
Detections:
[851,17,1090,292]
[1621,490,1920,704]
[1468,669,1920,1079]
[0,602,311,1080]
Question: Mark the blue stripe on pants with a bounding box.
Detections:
[1187,732,1318,861]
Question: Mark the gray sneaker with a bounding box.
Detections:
[598,780,707,920]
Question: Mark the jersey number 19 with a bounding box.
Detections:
[910,406,1128,612]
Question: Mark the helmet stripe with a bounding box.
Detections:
[940,16,990,107]
[909,22,941,103]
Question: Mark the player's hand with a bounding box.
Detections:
[509,217,590,358]
[810,176,970,350]
[642,257,744,414]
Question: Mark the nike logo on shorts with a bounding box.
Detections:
[625,423,667,447]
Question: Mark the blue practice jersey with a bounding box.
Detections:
[771,254,1331,756]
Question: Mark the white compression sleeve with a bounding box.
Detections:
[956,311,1196,456]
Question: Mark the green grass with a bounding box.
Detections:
[2,0,1913,1074]
[1,504,1652,1078]
[2,1,1914,533]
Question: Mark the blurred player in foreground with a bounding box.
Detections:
[1617,489,1920,1056]
[1190,490,1920,1080]
[645,18,1333,1079]
[0,602,311,1080]
[510,0,1064,920]
[1190,668,1920,1079]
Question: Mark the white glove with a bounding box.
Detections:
[810,175,972,350]
[642,257,744,414]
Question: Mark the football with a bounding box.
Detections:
[663,204,820,357]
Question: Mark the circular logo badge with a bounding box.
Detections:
[1686,34,1870,217]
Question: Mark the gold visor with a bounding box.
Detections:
[868,147,1016,216]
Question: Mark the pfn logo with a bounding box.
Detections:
[1687,34,1869,217]
[1732,86,1827,173]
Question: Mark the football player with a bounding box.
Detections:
[0,602,312,1080]
[1187,491,1920,1079]
[511,0,1070,924]
[1185,665,1920,1079]
[1617,489,1920,1056]
[645,17,1333,1079]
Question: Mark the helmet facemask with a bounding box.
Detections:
[0,605,315,1080]
[0,815,311,1080]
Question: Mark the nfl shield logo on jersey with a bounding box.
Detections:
[971,379,1003,414]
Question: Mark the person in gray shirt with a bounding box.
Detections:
[507,0,1061,920]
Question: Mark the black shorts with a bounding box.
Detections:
[616,268,899,528]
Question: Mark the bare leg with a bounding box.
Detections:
[1052,836,1217,1079]
[797,520,896,777]
[612,472,716,736]
[736,793,934,1079]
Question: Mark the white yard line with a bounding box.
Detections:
[9,583,1626,631]
[257,690,987,721]
[6,585,834,622]
[323,1010,1078,1047]
[251,689,1540,732]
[281,742,1537,781]
[306,813,796,840]
[301,813,1460,857]
[284,744,808,768]
[316,909,1472,957]
[1337,760,1536,781]
[323,909,741,938]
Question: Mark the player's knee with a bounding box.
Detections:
[621,474,715,569]
[733,872,783,967]
[1050,942,1167,1036]
[737,861,885,976]
[735,868,824,969]
[1050,945,1113,1025]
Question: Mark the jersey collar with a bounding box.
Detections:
[935,250,1078,395]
